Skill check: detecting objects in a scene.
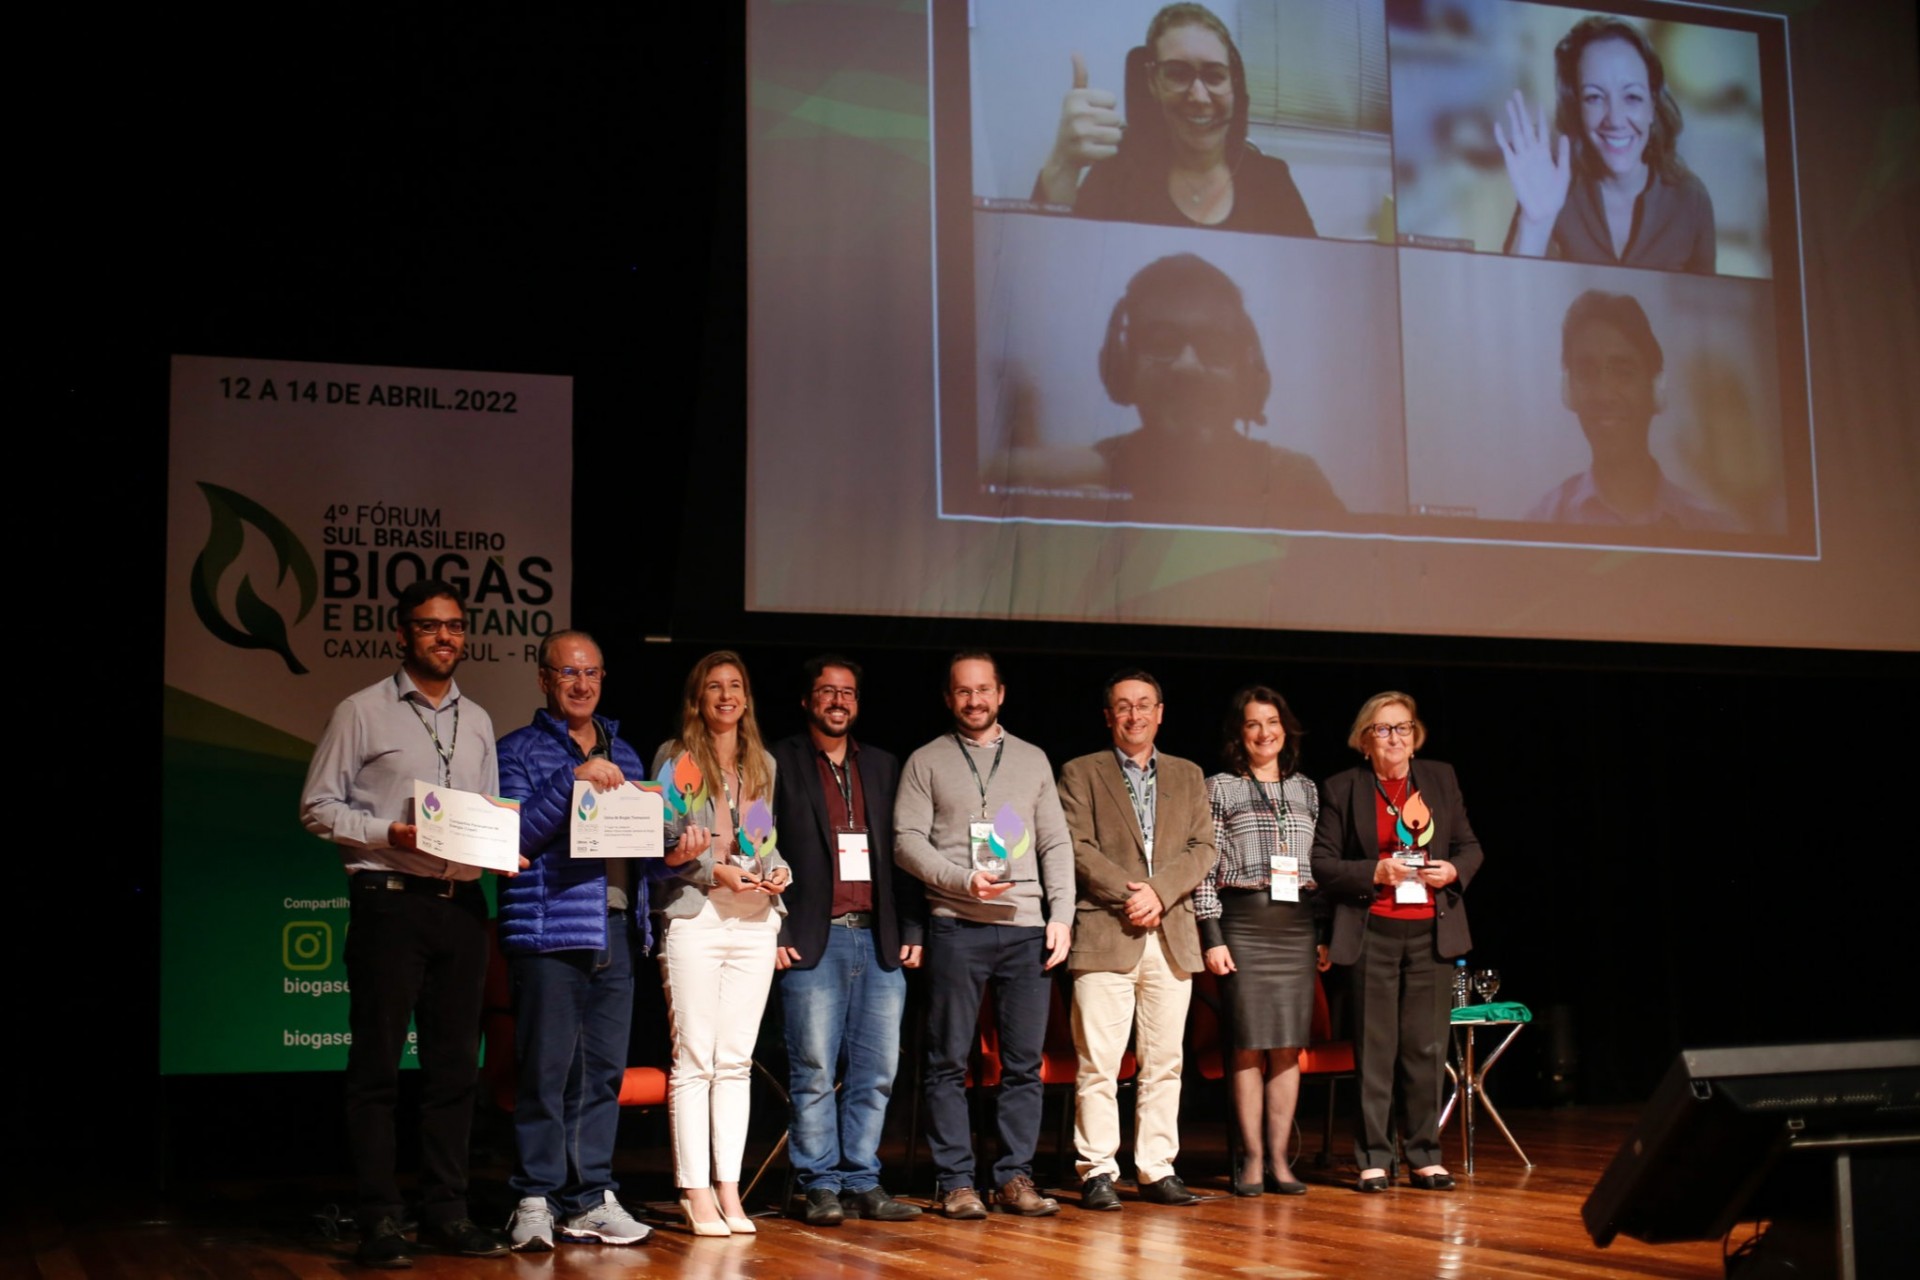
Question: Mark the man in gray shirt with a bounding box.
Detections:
[893,651,1074,1220]
[299,578,507,1266]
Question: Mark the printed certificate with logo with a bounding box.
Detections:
[413,780,522,872]
[570,780,666,858]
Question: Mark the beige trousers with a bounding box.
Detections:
[1071,936,1192,1182]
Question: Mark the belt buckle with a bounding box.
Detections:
[383,875,407,892]
[432,877,456,899]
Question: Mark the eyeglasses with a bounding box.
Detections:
[1111,699,1159,716]
[812,685,859,703]
[544,665,605,683]
[1148,58,1232,95]
[406,618,467,636]
[1368,722,1415,740]
[1133,321,1240,369]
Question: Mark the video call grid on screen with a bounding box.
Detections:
[930,0,1814,560]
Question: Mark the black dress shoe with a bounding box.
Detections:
[799,1187,846,1225]
[1267,1176,1308,1196]
[421,1218,507,1258]
[1136,1174,1201,1206]
[1409,1171,1456,1191]
[839,1187,921,1221]
[1356,1174,1390,1193]
[354,1217,413,1269]
[1080,1174,1123,1212]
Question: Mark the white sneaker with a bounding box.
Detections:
[561,1190,652,1245]
[507,1197,555,1252]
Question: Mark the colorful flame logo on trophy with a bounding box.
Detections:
[738,798,778,863]
[656,752,708,820]
[1395,790,1434,850]
[989,803,1030,861]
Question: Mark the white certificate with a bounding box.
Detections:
[570,781,665,859]
[413,780,522,873]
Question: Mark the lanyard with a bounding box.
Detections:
[825,754,863,832]
[1246,775,1291,855]
[1117,750,1155,845]
[405,697,458,785]
[951,733,1005,818]
[719,766,742,834]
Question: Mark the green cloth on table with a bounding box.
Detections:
[1451,1002,1532,1024]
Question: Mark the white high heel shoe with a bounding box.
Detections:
[680,1196,732,1237]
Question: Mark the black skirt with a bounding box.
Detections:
[1219,889,1317,1051]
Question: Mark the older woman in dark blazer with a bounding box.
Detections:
[1309,692,1483,1193]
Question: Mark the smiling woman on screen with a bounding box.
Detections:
[1033,2,1315,237]
[1496,14,1714,273]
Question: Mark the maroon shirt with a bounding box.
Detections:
[813,739,874,917]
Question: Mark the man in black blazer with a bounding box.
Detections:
[772,655,927,1226]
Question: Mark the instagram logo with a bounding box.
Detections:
[283,920,333,971]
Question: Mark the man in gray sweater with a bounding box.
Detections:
[893,651,1075,1220]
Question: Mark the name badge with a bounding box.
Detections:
[1269,854,1299,902]
[837,830,871,882]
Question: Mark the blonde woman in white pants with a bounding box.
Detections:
[654,650,790,1236]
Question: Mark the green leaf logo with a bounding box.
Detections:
[189,482,318,675]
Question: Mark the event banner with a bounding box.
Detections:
[161,355,572,1074]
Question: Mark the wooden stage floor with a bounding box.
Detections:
[13,1106,1731,1279]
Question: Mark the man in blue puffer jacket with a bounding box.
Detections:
[496,630,710,1251]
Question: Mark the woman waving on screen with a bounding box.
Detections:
[1496,15,1714,273]
[1033,3,1315,238]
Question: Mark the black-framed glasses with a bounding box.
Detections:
[1133,321,1240,369]
[543,665,605,683]
[1368,721,1415,740]
[1148,58,1231,95]
[811,685,859,703]
[406,618,467,636]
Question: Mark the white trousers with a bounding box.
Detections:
[1071,936,1192,1182]
[659,894,780,1188]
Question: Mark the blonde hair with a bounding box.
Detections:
[1346,691,1427,755]
[670,650,773,802]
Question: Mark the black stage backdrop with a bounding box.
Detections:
[45,3,1916,1190]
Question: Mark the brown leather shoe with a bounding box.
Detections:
[941,1186,988,1220]
[994,1174,1060,1217]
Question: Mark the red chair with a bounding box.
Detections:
[1297,971,1356,1166]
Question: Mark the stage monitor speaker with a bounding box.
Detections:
[1582,1040,1920,1279]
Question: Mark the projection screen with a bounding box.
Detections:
[746,0,1920,651]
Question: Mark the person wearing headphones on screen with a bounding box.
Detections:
[1093,252,1344,525]
[1526,290,1735,530]
[1495,15,1714,274]
[1033,3,1315,237]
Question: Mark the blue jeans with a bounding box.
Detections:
[507,914,634,1215]
[923,918,1049,1191]
[780,925,908,1193]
